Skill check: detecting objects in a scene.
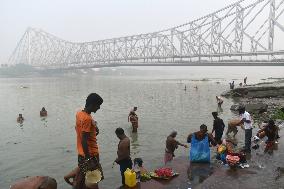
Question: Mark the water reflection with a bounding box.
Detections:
[41,117,48,127]
[217,106,223,114]
[18,123,24,130]
[128,130,140,156]
[187,163,213,184]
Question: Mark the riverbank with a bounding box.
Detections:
[121,80,284,189]
[119,127,284,189]
[197,79,284,189]
[221,79,284,124]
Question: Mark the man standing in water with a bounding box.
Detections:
[75,93,104,189]
[211,112,225,143]
[128,106,137,122]
[238,106,253,153]
[229,81,235,89]
[114,127,132,186]
[244,76,247,86]
[187,124,216,162]
[17,114,24,123]
[129,111,138,132]
[164,131,188,164]
[40,107,47,117]
[216,96,223,107]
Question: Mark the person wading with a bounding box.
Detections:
[129,111,138,133]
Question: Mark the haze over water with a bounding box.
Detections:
[0,66,284,188]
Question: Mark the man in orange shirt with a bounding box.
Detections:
[75,93,103,189]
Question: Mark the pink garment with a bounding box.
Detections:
[164,152,173,164]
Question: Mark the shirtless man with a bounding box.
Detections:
[17,114,24,123]
[114,128,132,186]
[216,96,223,107]
[40,107,47,117]
[128,107,137,122]
[10,176,57,189]
[164,131,188,164]
[64,167,79,187]
[129,111,138,133]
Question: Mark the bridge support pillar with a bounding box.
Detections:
[268,0,275,51]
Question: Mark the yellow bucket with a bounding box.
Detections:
[124,168,136,187]
[85,169,102,188]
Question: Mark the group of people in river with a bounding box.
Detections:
[229,76,248,89]
[11,88,281,189]
[16,107,48,124]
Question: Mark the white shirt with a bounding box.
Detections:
[241,111,252,129]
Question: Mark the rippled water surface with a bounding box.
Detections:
[0,66,283,189]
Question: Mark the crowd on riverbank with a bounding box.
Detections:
[10,78,284,189]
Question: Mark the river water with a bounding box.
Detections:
[0,66,283,189]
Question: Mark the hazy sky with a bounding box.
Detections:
[0,0,237,63]
[0,0,269,63]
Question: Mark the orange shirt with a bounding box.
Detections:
[76,111,98,156]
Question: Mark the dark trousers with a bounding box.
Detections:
[245,129,252,152]
[118,158,133,185]
[215,131,224,143]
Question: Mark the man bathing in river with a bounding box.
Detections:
[216,96,223,107]
[129,110,138,132]
[40,107,47,117]
[17,114,24,123]
[128,106,137,122]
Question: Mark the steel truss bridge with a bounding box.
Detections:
[8,0,284,69]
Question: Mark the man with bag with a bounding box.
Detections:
[75,93,104,189]
[187,124,216,163]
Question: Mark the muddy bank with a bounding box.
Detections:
[221,85,284,98]
[221,81,284,124]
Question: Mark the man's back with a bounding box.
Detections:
[166,136,178,153]
[117,137,130,160]
[213,118,225,131]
